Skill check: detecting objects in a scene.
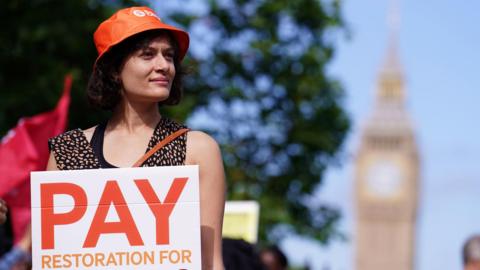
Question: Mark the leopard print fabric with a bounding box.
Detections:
[48,117,187,170]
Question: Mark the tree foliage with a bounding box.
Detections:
[0,0,350,245]
[168,0,350,243]
[0,0,138,134]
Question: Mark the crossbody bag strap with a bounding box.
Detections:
[132,128,189,168]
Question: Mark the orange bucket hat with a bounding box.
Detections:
[93,6,189,63]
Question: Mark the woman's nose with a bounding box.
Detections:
[153,55,169,72]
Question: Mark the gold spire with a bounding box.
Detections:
[377,0,404,103]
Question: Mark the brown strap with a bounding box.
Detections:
[132,128,189,168]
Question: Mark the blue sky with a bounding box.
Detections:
[282,1,480,269]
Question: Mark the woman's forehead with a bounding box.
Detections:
[141,33,174,50]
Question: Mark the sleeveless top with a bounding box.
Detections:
[48,117,188,170]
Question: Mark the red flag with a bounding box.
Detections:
[0,75,71,243]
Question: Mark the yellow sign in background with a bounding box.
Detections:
[222,201,259,243]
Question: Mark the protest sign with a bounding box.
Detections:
[31,165,201,270]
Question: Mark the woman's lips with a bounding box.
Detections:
[149,78,169,86]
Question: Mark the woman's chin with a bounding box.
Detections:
[124,92,170,104]
[148,89,171,102]
[145,95,170,104]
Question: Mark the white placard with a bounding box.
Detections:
[31,165,201,270]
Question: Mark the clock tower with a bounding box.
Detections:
[354,4,419,270]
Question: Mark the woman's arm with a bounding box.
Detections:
[186,131,226,270]
[46,152,60,171]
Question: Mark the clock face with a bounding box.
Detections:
[366,159,402,197]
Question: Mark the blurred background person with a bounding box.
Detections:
[260,245,288,270]
[0,198,12,261]
[222,238,265,270]
[0,224,31,270]
[463,235,480,270]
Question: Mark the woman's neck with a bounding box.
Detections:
[109,99,161,133]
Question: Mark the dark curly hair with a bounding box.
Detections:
[86,29,185,110]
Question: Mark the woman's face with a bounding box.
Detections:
[119,34,176,104]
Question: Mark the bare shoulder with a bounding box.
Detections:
[185,131,222,165]
[82,126,97,143]
[186,130,220,148]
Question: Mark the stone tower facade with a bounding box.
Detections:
[354,13,420,270]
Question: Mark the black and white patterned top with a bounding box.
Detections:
[48,117,188,170]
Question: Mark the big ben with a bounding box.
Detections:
[354,8,420,270]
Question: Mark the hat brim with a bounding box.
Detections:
[95,22,189,64]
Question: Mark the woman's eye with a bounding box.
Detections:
[140,52,155,59]
[141,53,153,59]
[164,52,175,61]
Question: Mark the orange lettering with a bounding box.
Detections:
[52,254,61,268]
[40,183,87,249]
[83,181,143,247]
[159,250,169,263]
[134,177,188,245]
[42,255,52,268]
[182,250,192,263]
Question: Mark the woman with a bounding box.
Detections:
[47,6,225,270]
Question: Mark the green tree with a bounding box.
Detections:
[167,0,350,243]
[0,0,350,246]
[0,0,138,134]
